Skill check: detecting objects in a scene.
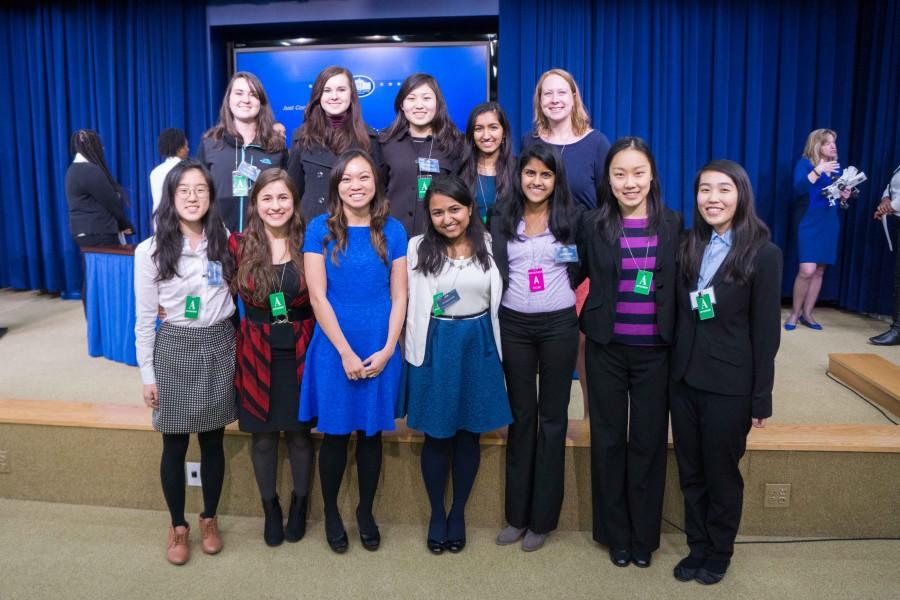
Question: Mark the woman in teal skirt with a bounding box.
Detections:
[400,174,511,554]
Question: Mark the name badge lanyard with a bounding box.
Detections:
[621,229,653,295]
[476,174,493,224]
[416,137,436,200]
[527,230,552,294]
[432,258,466,316]
[234,145,255,232]
[269,262,289,322]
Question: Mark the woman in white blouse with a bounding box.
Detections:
[134,159,237,566]
[399,174,511,554]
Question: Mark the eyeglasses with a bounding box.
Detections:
[175,186,210,199]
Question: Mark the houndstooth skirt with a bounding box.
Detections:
[152,320,237,434]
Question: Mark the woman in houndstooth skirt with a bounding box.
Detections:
[134,159,237,566]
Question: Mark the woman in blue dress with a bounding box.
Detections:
[301,149,408,553]
[400,174,512,554]
[786,129,851,330]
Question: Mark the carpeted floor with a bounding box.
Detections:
[0,289,897,423]
[0,498,897,600]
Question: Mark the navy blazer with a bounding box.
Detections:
[670,240,783,418]
[576,207,683,344]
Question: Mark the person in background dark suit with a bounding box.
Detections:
[670,159,782,585]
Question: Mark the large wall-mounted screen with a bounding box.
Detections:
[234,42,492,133]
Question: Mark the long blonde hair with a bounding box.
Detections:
[532,68,591,138]
[802,128,837,164]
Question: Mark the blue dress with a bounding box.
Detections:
[299,215,408,435]
[794,157,840,265]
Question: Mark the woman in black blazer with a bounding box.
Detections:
[670,159,782,585]
[577,137,681,569]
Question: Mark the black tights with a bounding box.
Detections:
[420,431,481,541]
[318,432,382,539]
[250,430,313,500]
[160,428,225,528]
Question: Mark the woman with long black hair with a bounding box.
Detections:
[378,73,466,237]
[288,65,379,220]
[459,102,516,223]
[491,143,583,552]
[671,160,781,585]
[578,137,681,569]
[400,174,511,554]
[134,159,236,565]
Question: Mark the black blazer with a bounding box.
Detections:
[670,240,782,419]
[64,162,133,237]
[576,207,682,344]
[489,203,584,292]
[286,126,380,220]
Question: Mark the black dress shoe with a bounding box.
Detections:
[327,531,349,554]
[673,555,704,582]
[427,539,446,554]
[261,495,284,547]
[631,551,651,568]
[609,548,631,567]
[870,327,900,346]
[445,539,466,553]
[284,492,308,543]
[695,559,729,585]
[356,508,380,551]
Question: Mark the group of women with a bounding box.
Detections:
[131,66,782,586]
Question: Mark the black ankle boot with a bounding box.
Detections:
[870,326,900,345]
[284,492,308,543]
[261,495,285,547]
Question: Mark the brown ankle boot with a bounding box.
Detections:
[198,514,223,555]
[166,525,190,565]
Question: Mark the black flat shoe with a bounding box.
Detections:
[673,556,703,582]
[427,539,446,555]
[695,558,729,585]
[327,531,349,554]
[359,529,380,551]
[870,327,900,345]
[445,539,466,554]
[631,551,651,568]
[609,548,631,567]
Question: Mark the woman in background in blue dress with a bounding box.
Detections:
[785,129,851,331]
[400,174,511,554]
[460,102,516,224]
[301,149,408,553]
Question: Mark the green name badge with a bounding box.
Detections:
[432,292,444,316]
[184,295,201,320]
[634,269,653,295]
[697,292,715,320]
[269,291,287,317]
[232,171,250,197]
[417,176,432,200]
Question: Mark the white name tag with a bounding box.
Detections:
[690,286,717,309]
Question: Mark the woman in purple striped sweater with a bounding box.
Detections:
[577,137,682,569]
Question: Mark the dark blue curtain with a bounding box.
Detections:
[0,1,211,298]
[499,0,900,314]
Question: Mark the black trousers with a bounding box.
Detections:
[670,378,752,561]
[499,306,578,534]
[585,342,668,553]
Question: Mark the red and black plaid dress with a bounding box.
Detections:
[229,233,316,431]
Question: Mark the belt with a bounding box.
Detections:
[245,304,313,325]
[432,310,489,321]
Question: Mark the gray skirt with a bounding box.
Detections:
[152,320,237,434]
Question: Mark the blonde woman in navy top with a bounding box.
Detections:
[490,143,583,552]
[577,137,681,569]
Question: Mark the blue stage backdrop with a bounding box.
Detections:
[234,43,491,133]
[499,0,900,315]
[0,1,211,298]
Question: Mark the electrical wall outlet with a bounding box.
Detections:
[764,483,791,508]
[0,450,9,473]
[185,462,202,487]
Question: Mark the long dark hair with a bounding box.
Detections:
[70,129,120,192]
[230,169,305,305]
[460,102,515,207]
[416,175,491,277]
[679,160,771,286]
[595,136,663,245]
[152,159,234,283]
[323,149,391,265]
[203,71,284,153]
[496,143,575,244]
[378,73,464,161]
[296,66,371,154]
